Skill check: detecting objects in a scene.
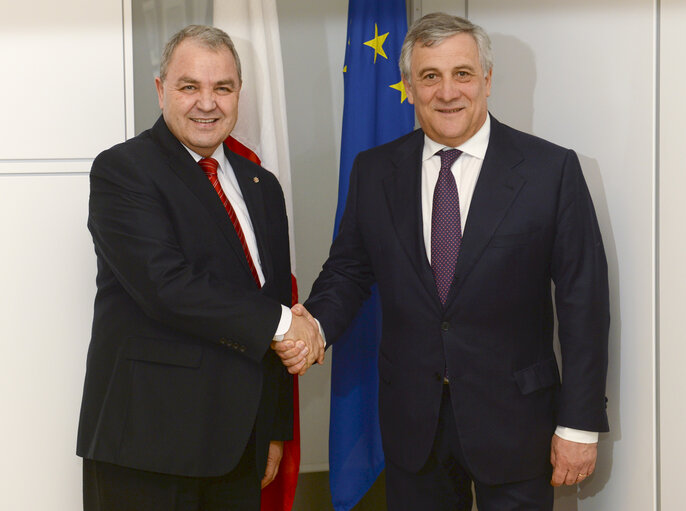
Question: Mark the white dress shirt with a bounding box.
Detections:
[185,145,291,339]
[419,115,597,444]
[421,115,491,260]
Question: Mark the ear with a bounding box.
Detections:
[403,77,415,105]
[484,68,493,98]
[154,76,165,110]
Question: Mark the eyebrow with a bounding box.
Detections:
[416,64,477,76]
[175,76,238,88]
[176,76,199,84]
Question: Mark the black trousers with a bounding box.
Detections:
[385,385,554,511]
[83,436,260,511]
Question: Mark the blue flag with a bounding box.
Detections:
[329,1,414,510]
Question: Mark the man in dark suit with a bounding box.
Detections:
[275,12,609,511]
[77,25,323,510]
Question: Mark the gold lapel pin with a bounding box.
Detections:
[253,177,259,183]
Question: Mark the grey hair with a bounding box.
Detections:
[399,13,493,82]
[159,25,242,83]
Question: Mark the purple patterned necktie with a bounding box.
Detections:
[431,148,462,304]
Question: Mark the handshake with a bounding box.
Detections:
[271,304,325,375]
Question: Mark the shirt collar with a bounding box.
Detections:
[183,144,227,169]
[422,113,491,162]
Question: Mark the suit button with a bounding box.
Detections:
[239,345,246,353]
[434,372,443,381]
[441,322,450,332]
[219,338,228,345]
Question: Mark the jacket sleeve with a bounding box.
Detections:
[551,149,610,432]
[305,154,376,344]
[270,366,295,441]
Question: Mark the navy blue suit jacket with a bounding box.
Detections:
[77,116,293,478]
[306,116,609,484]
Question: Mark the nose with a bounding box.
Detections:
[196,89,216,111]
[436,77,461,102]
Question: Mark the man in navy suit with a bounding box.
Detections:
[275,12,609,511]
[77,25,323,510]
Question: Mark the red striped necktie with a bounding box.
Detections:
[198,157,261,287]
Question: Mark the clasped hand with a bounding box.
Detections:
[271,304,325,375]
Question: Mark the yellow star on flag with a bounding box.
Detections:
[364,23,389,63]
[389,80,408,103]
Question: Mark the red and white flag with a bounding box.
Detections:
[214,1,300,509]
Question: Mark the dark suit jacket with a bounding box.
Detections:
[77,116,293,478]
[306,116,609,485]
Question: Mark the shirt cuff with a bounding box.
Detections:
[555,426,599,444]
[314,318,326,347]
[272,306,292,341]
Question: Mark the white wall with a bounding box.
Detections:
[1,0,683,509]
[0,0,128,509]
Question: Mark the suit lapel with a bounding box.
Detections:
[226,148,273,283]
[150,117,257,281]
[383,130,443,307]
[444,117,526,307]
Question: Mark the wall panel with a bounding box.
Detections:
[0,1,125,509]
[658,1,686,509]
[0,0,125,160]
[276,0,347,471]
[0,174,96,509]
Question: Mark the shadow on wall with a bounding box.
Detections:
[487,33,619,511]
[575,152,619,508]
[487,33,536,135]
[551,154,618,511]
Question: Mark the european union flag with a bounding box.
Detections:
[329,1,414,510]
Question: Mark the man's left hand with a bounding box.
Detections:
[261,441,284,488]
[550,434,597,486]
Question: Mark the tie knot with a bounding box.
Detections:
[198,157,219,177]
[438,149,462,170]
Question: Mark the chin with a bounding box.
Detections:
[192,136,222,149]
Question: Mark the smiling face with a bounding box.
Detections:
[155,39,241,157]
[404,32,491,147]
